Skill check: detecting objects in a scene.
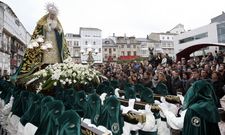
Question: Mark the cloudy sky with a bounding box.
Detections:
[2,0,225,38]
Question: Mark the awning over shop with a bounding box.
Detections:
[118,56,139,60]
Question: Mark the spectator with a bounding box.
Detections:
[154,72,168,96]
[211,71,224,103]
[171,70,184,95]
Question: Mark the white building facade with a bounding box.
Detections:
[136,38,160,58]
[169,24,185,35]
[102,38,117,62]
[174,22,222,58]
[65,33,81,63]
[149,32,177,57]
[174,12,225,59]
[0,2,31,75]
[79,27,102,63]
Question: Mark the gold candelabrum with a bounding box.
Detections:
[81,46,99,65]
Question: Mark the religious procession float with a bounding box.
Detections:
[0,2,223,135]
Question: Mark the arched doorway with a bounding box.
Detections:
[176,43,225,61]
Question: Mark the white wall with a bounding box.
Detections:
[3,8,29,44]
[0,52,10,75]
[174,23,219,57]
[80,28,102,63]
[159,35,174,41]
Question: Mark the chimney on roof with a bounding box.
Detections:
[113,33,115,37]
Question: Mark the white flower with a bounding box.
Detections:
[63,57,73,63]
[68,81,72,84]
[41,45,48,50]
[36,36,44,43]
[53,82,57,86]
[27,43,34,49]
[73,80,77,83]
[44,41,53,49]
[37,83,43,93]
[67,69,73,75]
[29,40,39,48]
[42,72,47,77]
[72,72,76,77]
[52,72,61,80]
[65,78,69,82]
[62,81,66,85]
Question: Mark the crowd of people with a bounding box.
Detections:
[96,51,225,105]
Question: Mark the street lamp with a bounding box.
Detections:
[81,46,99,65]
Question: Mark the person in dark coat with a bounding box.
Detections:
[154,72,168,96]
[211,71,225,103]
[171,70,184,95]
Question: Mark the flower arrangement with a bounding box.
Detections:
[27,35,53,51]
[26,57,106,92]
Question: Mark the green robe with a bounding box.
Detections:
[183,109,221,135]
[85,93,101,125]
[98,96,124,135]
[57,110,81,135]
[140,87,154,104]
[124,85,136,99]
[182,80,221,135]
[74,91,88,117]
[154,81,168,96]
[35,100,65,135]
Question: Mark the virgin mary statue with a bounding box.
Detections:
[12,3,70,82]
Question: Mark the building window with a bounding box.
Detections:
[113,48,116,51]
[105,55,108,59]
[127,45,130,48]
[85,41,88,45]
[133,51,136,56]
[113,55,116,58]
[99,48,101,53]
[121,45,124,48]
[217,23,225,43]
[121,51,125,56]
[105,48,107,52]
[74,41,77,46]
[128,51,131,56]
[93,41,96,45]
[179,32,208,44]
[133,45,136,48]
[109,48,112,53]
[167,37,169,40]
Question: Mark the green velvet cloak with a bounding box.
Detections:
[182,80,221,135]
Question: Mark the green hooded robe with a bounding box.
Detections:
[182,80,221,135]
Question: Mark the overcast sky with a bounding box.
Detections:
[2,0,225,38]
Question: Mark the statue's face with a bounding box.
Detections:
[49,13,56,20]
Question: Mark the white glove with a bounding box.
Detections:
[177,94,184,105]
[128,99,135,108]
[100,93,107,105]
[145,104,151,113]
[159,103,168,114]
[154,100,161,105]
